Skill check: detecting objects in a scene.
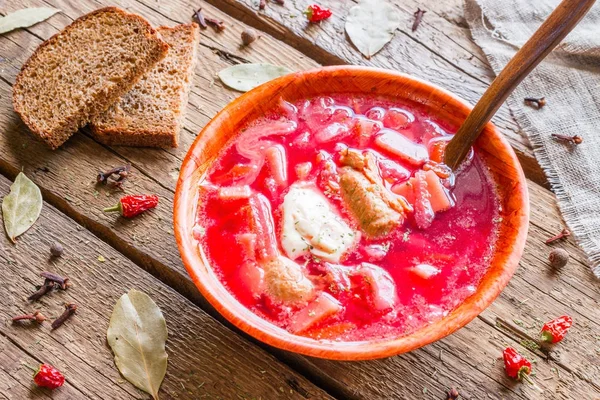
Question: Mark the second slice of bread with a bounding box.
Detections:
[12,7,169,149]
[91,23,200,148]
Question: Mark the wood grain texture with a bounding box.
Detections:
[0,0,598,398]
[204,0,551,184]
[296,178,600,399]
[0,0,320,311]
[0,174,332,400]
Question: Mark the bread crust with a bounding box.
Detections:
[91,23,200,148]
[12,7,169,149]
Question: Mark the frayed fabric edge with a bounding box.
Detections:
[464,0,600,279]
[506,95,600,279]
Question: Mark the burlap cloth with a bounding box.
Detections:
[464,0,600,277]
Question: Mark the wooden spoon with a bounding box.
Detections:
[444,0,596,170]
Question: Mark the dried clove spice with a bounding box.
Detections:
[97,165,131,188]
[446,388,460,400]
[551,134,583,145]
[524,97,546,109]
[28,280,55,301]
[40,271,70,290]
[192,8,208,29]
[545,228,570,244]
[205,17,226,32]
[51,303,78,330]
[12,311,46,323]
[412,8,426,32]
[259,0,266,9]
[272,0,285,4]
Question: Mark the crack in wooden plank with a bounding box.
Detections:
[0,0,596,396]
[346,0,492,69]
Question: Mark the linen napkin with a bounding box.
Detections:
[463,0,600,277]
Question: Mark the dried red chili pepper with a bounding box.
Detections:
[30,364,65,390]
[503,347,533,382]
[103,195,159,218]
[540,315,572,343]
[305,4,332,22]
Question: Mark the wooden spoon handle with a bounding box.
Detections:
[444,0,596,170]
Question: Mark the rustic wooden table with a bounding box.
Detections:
[1,0,599,399]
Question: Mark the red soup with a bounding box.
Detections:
[195,94,500,342]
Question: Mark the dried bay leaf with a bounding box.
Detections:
[345,0,401,58]
[218,63,293,92]
[2,172,42,242]
[107,289,168,400]
[0,8,60,35]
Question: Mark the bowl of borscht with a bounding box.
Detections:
[174,66,529,360]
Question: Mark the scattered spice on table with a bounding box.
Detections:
[205,16,226,32]
[305,4,332,23]
[51,303,77,330]
[12,310,46,323]
[192,8,208,29]
[241,28,259,46]
[50,242,64,257]
[273,0,285,4]
[103,194,159,218]
[551,133,583,145]
[549,248,569,268]
[540,315,573,343]
[40,271,70,290]
[446,388,459,400]
[524,97,546,109]
[545,228,570,244]
[28,279,55,301]
[97,164,130,188]
[27,364,65,390]
[412,8,426,32]
[503,347,534,384]
[259,0,266,10]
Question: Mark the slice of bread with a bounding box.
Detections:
[12,7,169,149]
[91,23,200,148]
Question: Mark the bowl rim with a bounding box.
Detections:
[174,65,530,360]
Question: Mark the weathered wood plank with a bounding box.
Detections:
[0,335,75,399]
[0,174,332,400]
[203,0,551,182]
[284,179,600,399]
[1,1,597,398]
[0,0,321,191]
[0,0,322,312]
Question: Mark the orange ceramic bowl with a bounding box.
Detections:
[174,66,529,360]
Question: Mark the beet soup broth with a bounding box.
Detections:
[194,94,500,342]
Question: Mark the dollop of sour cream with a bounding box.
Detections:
[281,183,356,262]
